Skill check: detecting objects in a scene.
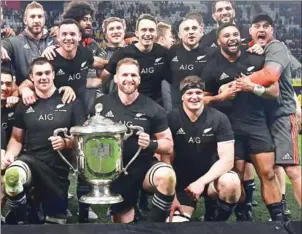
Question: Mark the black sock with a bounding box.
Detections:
[77,176,91,223]
[150,190,174,222]
[6,191,27,224]
[234,202,246,220]
[215,198,237,221]
[204,198,217,221]
[267,202,284,221]
[139,189,149,209]
[243,180,255,205]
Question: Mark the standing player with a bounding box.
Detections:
[167,76,241,222]
[100,14,171,106]
[18,19,108,114]
[101,16,127,95]
[202,23,283,222]
[1,1,54,85]
[1,57,86,224]
[237,14,301,208]
[169,17,208,109]
[92,58,176,223]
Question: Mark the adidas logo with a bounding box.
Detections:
[247,66,255,72]
[56,69,65,75]
[210,43,217,47]
[25,106,35,114]
[282,153,292,160]
[23,44,30,49]
[105,111,114,118]
[219,72,229,80]
[197,55,206,60]
[81,61,87,67]
[176,128,185,135]
[172,56,178,62]
[203,127,212,134]
[155,57,162,63]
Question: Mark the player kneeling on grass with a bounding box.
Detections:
[166,76,241,222]
[1,57,85,224]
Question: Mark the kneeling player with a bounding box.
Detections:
[1,58,86,224]
[91,58,176,223]
[167,76,241,222]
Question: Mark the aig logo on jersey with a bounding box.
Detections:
[154,57,164,66]
[135,113,147,121]
[68,73,81,81]
[141,67,154,74]
[179,64,194,71]
[38,114,54,121]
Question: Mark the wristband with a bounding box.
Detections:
[148,140,158,152]
[252,85,265,96]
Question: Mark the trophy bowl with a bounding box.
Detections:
[54,103,142,204]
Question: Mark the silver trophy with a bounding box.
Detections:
[53,103,144,204]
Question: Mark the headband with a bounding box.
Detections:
[180,83,204,96]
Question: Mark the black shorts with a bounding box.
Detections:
[109,158,163,215]
[234,126,274,162]
[269,115,300,165]
[16,154,70,199]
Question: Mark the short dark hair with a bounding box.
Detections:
[179,76,204,91]
[28,57,53,75]
[59,18,80,31]
[184,12,204,25]
[212,0,236,14]
[136,14,157,30]
[62,1,95,22]
[216,22,238,38]
[1,63,13,77]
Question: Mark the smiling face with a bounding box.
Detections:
[58,23,81,53]
[106,20,125,46]
[249,20,274,47]
[212,1,235,25]
[136,19,157,48]
[218,25,241,56]
[1,73,14,101]
[114,63,141,95]
[30,62,55,93]
[182,88,204,111]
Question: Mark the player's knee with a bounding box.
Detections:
[260,167,276,182]
[153,166,176,189]
[284,165,301,181]
[218,172,241,195]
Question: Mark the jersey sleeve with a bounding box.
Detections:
[13,103,26,130]
[264,41,290,71]
[87,48,95,67]
[215,111,234,143]
[71,99,87,126]
[151,105,169,134]
[105,49,125,75]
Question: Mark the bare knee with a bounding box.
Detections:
[259,167,276,182]
[217,172,241,196]
[153,166,176,194]
[284,165,301,181]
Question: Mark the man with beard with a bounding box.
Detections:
[237,14,301,211]
[169,17,208,109]
[202,23,285,223]
[1,57,86,225]
[167,76,241,223]
[1,1,54,86]
[18,18,108,222]
[18,19,108,114]
[100,17,127,95]
[91,58,176,223]
[100,14,171,106]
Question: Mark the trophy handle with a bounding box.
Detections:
[53,128,78,175]
[122,125,144,175]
